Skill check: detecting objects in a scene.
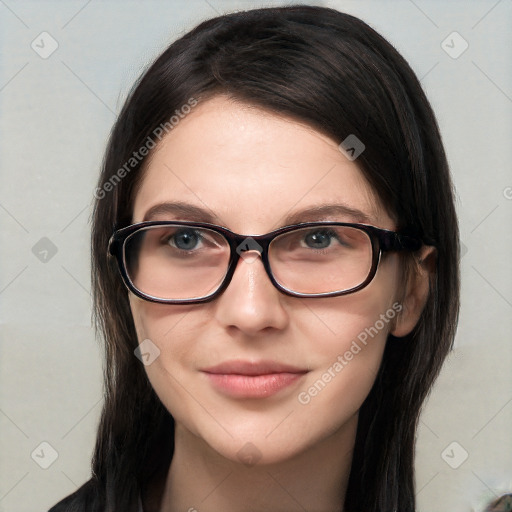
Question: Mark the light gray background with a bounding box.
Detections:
[0,1,511,511]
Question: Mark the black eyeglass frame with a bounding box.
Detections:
[108,220,423,304]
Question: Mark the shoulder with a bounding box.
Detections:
[48,478,104,512]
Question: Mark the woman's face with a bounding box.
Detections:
[129,95,405,465]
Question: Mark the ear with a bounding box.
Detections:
[390,245,436,338]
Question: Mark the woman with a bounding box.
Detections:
[49,5,460,512]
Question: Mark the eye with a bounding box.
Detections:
[302,229,339,250]
[164,228,203,251]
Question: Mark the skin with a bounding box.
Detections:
[128,95,433,512]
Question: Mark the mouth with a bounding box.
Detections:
[201,360,309,399]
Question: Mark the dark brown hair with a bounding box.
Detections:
[49,5,460,512]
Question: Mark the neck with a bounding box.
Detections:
[155,416,357,512]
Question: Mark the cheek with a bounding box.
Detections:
[296,317,386,408]
[129,295,196,381]
[293,273,401,416]
[129,295,205,425]
[130,295,195,343]
[298,273,399,361]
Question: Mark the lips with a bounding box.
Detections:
[201,360,309,399]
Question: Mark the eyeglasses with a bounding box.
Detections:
[108,221,422,304]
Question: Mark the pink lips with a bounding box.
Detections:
[202,360,308,399]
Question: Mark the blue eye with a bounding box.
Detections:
[303,229,338,249]
[167,229,202,251]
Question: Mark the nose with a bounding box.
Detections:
[213,250,289,336]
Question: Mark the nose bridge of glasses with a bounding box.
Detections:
[233,233,266,258]
[226,235,272,284]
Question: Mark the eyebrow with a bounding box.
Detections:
[142,201,375,227]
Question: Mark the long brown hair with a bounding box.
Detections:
[50,5,460,512]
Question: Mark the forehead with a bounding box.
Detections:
[131,95,393,233]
